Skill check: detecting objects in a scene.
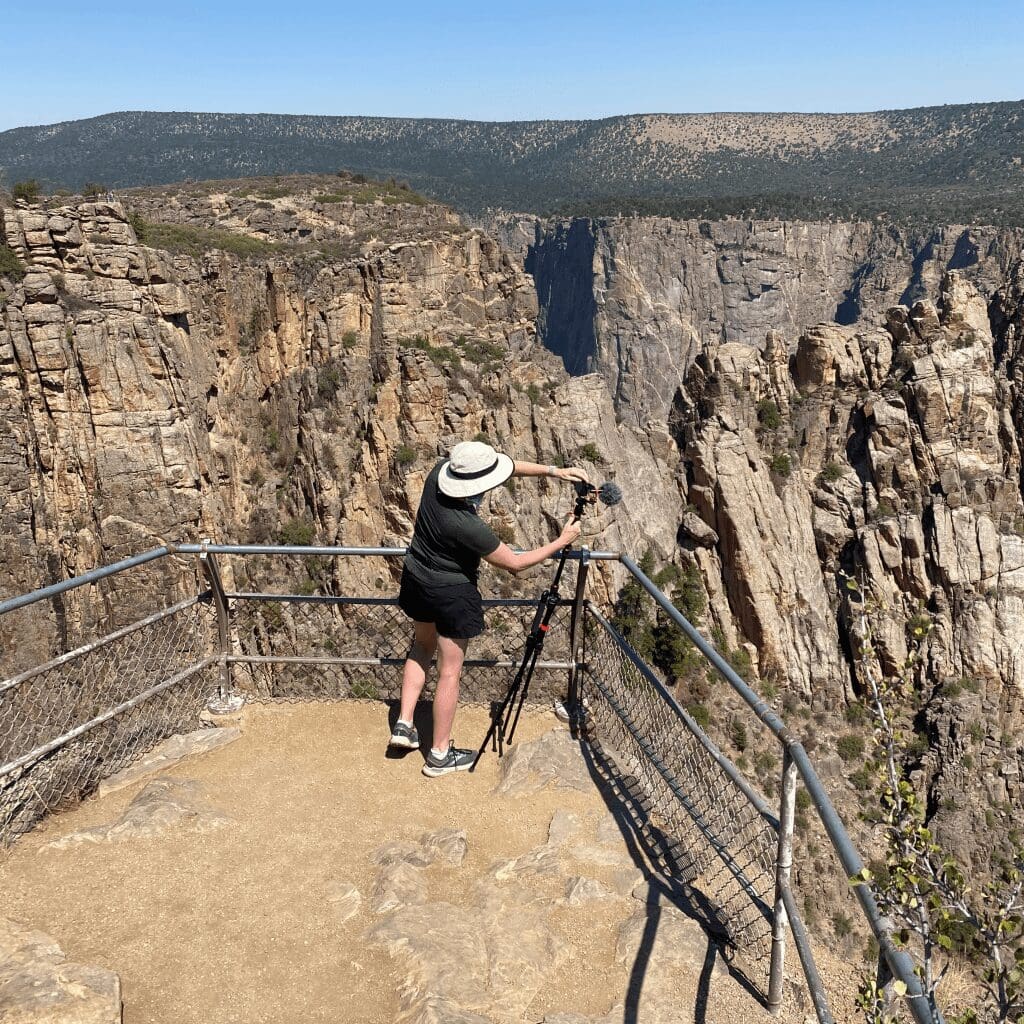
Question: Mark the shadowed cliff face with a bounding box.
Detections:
[524,219,598,377]
[518,217,1024,429]
[2,190,1024,883]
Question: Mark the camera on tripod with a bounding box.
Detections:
[572,479,623,518]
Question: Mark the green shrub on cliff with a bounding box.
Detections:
[403,335,462,370]
[821,461,844,483]
[278,516,316,546]
[316,180,429,207]
[0,243,25,281]
[12,180,40,203]
[456,335,504,369]
[756,399,782,430]
[128,215,280,258]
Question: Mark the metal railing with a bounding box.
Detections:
[0,543,937,1023]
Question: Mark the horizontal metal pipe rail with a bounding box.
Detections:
[0,545,619,616]
[619,553,937,1024]
[172,543,621,560]
[228,593,574,608]
[229,654,573,671]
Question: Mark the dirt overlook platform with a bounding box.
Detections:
[0,703,856,1024]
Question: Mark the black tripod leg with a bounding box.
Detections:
[472,547,572,770]
[470,636,535,771]
[503,636,544,746]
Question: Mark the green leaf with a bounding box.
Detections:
[892,980,908,997]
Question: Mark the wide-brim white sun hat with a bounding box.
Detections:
[438,441,514,498]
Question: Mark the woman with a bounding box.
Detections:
[391,440,588,776]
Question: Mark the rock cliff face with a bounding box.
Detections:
[3,186,1024,879]
[512,212,1024,867]
[0,189,680,649]
[516,216,1024,427]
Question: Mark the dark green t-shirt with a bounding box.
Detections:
[405,461,501,587]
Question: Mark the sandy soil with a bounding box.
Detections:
[1,703,858,1024]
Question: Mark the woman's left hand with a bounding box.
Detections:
[553,466,590,484]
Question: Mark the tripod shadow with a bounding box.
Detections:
[576,733,770,1021]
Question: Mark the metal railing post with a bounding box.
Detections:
[566,546,591,717]
[199,543,243,714]
[769,747,797,1012]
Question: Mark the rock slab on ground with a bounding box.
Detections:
[98,728,242,797]
[47,778,230,849]
[0,917,122,1024]
[494,729,594,796]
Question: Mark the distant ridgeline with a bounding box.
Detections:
[1,105,1023,224]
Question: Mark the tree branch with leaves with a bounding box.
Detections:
[843,572,1023,1024]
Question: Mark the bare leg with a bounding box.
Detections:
[431,633,468,750]
[399,621,437,723]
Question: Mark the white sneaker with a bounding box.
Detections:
[422,742,476,777]
[554,698,588,723]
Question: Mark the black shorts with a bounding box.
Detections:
[398,567,485,640]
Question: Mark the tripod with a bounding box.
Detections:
[470,489,589,771]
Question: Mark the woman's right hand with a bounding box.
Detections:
[559,515,582,547]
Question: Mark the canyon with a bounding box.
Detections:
[2,177,1023,917]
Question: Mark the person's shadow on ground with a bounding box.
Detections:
[384,699,436,761]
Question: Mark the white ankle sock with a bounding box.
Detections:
[430,746,448,759]
[397,718,413,728]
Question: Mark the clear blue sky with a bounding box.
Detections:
[3,0,1022,131]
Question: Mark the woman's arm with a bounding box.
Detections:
[513,460,590,484]
[484,515,582,574]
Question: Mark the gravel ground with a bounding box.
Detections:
[0,703,859,1024]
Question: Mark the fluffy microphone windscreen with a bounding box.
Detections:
[597,481,623,507]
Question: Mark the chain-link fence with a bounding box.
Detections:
[3,544,874,1021]
[581,603,779,987]
[1,585,218,844]
[0,548,583,847]
[229,593,573,705]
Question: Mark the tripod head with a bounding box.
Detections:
[571,479,623,519]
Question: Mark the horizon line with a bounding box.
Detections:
[4,97,1024,134]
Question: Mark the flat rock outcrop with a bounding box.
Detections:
[0,917,121,1024]
[46,778,230,848]
[363,804,730,1024]
[97,727,241,796]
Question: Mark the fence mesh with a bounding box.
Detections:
[230,595,574,705]
[1,598,218,844]
[581,606,779,983]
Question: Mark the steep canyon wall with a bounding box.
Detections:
[518,213,1024,870]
